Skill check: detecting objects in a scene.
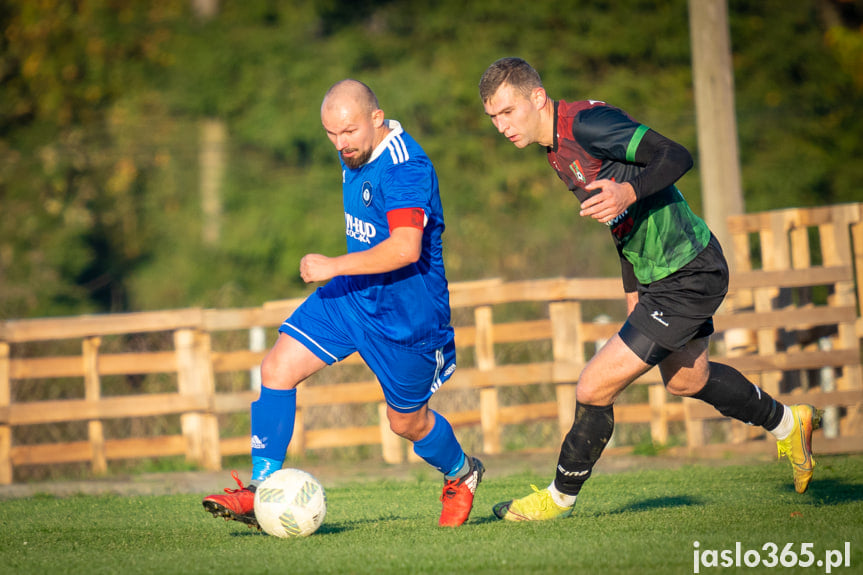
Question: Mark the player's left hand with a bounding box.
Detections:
[300,253,336,283]
[580,179,637,224]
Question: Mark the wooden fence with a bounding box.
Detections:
[0,204,861,484]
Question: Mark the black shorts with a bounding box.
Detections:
[619,234,729,365]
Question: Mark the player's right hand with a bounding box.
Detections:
[300,254,336,283]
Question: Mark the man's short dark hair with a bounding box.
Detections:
[479,57,543,103]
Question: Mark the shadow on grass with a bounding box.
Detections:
[228,527,266,537]
[445,496,703,525]
[457,496,704,525]
[317,523,353,535]
[781,478,863,506]
[227,523,353,537]
[472,514,504,525]
[606,495,703,515]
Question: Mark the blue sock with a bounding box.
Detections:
[250,386,297,484]
[412,411,465,476]
[251,456,281,486]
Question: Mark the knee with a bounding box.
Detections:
[388,416,409,438]
[575,375,609,406]
[389,410,433,442]
[260,350,298,391]
[389,417,422,441]
[260,353,280,385]
[575,385,600,405]
[664,372,709,397]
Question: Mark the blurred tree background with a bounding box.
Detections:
[2,0,862,320]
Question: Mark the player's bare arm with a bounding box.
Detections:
[625,291,638,315]
[580,179,637,224]
[300,225,423,283]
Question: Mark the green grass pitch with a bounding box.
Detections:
[1,455,860,574]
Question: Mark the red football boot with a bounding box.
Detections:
[202,470,259,529]
[439,456,484,527]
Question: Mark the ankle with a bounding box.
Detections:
[548,482,576,508]
[769,405,794,441]
[444,453,469,480]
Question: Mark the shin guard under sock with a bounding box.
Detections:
[412,410,465,476]
[555,402,614,496]
[692,362,783,430]
[250,386,297,483]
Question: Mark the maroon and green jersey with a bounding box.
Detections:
[547,99,711,288]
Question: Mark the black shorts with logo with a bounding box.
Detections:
[619,234,729,364]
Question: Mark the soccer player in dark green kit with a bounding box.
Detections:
[479,57,821,521]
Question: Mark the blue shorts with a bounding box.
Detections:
[279,287,457,413]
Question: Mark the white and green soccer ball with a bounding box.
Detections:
[254,468,327,537]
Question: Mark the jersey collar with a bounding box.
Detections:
[365,119,404,165]
[549,100,560,153]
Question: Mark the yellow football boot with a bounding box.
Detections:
[776,404,823,494]
[493,485,573,521]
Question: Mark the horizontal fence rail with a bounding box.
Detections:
[0,204,861,484]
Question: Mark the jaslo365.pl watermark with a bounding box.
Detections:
[693,542,852,573]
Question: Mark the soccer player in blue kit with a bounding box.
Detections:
[478,57,822,521]
[203,79,483,528]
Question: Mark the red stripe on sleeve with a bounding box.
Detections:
[387,207,425,232]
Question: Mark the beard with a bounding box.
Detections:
[340,147,373,169]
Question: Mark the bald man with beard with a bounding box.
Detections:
[203,80,483,529]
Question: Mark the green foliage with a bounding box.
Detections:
[1,455,861,574]
[731,0,863,210]
[1,0,861,318]
[0,0,189,316]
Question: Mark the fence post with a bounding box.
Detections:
[249,326,265,393]
[754,212,791,398]
[648,385,668,445]
[851,214,863,432]
[786,217,813,394]
[682,397,705,450]
[549,301,582,441]
[720,217,757,450]
[175,328,220,469]
[195,330,221,470]
[83,337,107,475]
[820,208,862,392]
[287,405,304,457]
[378,402,403,463]
[852,214,863,320]
[475,306,499,454]
[175,329,201,466]
[819,337,839,438]
[0,342,11,484]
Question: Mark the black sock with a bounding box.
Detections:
[554,402,614,496]
[692,362,784,430]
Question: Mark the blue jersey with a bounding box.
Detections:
[326,120,453,349]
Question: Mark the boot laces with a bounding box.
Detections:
[223,470,248,494]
